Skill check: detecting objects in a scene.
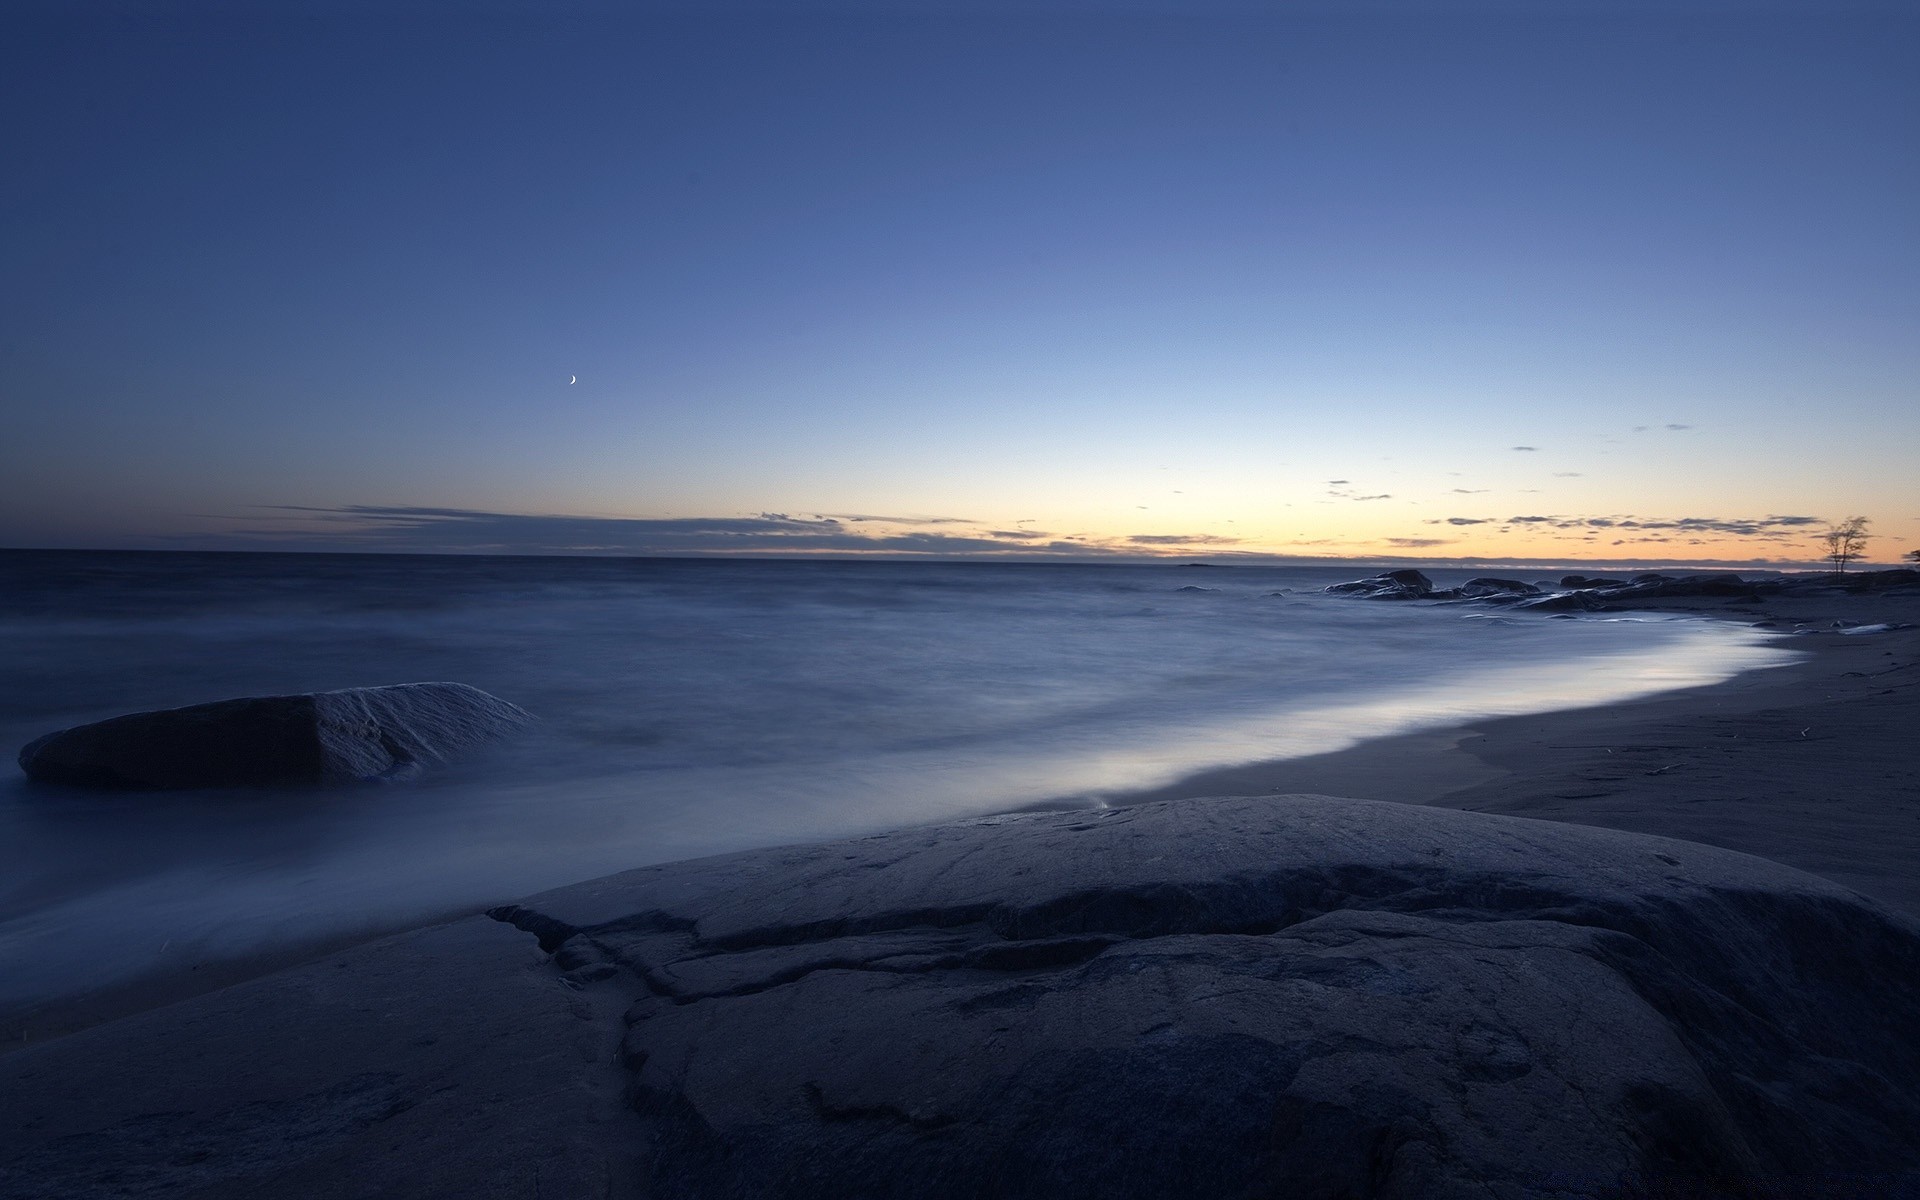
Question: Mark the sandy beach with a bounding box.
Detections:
[1108,587,1920,918]
[3,576,1917,1197]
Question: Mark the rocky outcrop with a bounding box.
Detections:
[1457,576,1541,599]
[17,682,529,789]
[1325,569,1436,600]
[491,794,1920,1199]
[1328,567,1920,612]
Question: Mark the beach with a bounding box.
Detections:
[1108,587,1920,918]
[2,572,1917,1197]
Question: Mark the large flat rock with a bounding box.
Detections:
[4,794,1918,1198]
[503,793,1920,1199]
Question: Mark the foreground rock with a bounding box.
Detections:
[4,795,1916,1198]
[493,794,1920,1199]
[17,682,529,788]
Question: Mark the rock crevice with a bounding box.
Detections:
[486,795,1920,1199]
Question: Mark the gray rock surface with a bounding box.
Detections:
[498,794,1920,1199]
[16,682,529,788]
[4,795,1916,1198]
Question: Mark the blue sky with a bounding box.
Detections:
[3,0,1915,564]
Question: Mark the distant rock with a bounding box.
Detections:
[17,683,529,789]
[1833,568,1920,594]
[1325,569,1435,600]
[1513,590,1604,612]
[493,794,1920,1199]
[1332,565,1920,618]
[1457,576,1540,599]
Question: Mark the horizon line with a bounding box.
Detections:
[2,543,1906,575]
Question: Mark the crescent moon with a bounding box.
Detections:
[569,375,577,385]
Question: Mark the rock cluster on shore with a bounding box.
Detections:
[16,682,529,789]
[1327,567,1920,613]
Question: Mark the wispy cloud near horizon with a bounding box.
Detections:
[201,505,1244,559]
[1420,511,1828,547]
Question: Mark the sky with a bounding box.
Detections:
[3,0,1915,567]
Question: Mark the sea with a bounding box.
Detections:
[0,550,1793,1022]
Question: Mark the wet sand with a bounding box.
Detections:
[1098,588,1920,916]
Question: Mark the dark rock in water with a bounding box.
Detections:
[1555,573,1776,602]
[489,794,1920,1200]
[1458,576,1540,599]
[17,683,529,789]
[1514,590,1604,612]
[1608,573,1758,600]
[1325,568,1434,600]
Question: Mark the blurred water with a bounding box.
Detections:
[0,550,1790,1011]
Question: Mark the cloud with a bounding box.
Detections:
[1325,480,1390,501]
[218,505,1241,559]
[1665,423,1694,431]
[1511,446,1539,452]
[1434,517,1495,526]
[1450,488,1488,495]
[820,512,974,525]
[1386,537,1451,548]
[1553,472,1583,478]
[1449,512,1827,543]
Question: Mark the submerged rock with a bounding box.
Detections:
[493,794,1920,1199]
[17,683,529,789]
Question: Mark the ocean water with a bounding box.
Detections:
[0,550,1791,1014]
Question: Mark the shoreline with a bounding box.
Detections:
[5,582,1915,1053]
[1082,588,1919,916]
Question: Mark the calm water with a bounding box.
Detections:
[0,551,1790,1012]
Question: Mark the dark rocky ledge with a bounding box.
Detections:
[4,794,1917,1198]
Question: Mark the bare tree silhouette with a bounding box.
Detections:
[1821,517,1870,577]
